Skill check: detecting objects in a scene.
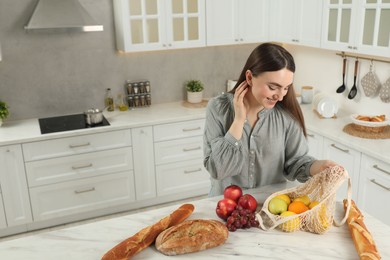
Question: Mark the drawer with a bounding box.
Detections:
[156,159,210,196]
[23,130,132,161]
[25,147,133,187]
[29,171,136,221]
[153,119,205,142]
[154,136,203,165]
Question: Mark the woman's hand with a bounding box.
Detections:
[309,160,338,176]
[233,81,249,124]
[228,81,249,140]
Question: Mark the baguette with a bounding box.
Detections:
[343,199,381,260]
[101,203,195,260]
[155,219,228,255]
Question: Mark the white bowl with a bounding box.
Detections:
[350,114,389,127]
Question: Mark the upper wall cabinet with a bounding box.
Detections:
[206,0,269,46]
[113,0,205,52]
[269,0,323,48]
[322,0,390,57]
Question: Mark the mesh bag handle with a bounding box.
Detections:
[256,166,351,234]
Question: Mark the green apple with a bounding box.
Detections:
[268,197,288,215]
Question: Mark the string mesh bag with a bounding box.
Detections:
[256,166,351,234]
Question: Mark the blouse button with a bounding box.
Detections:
[235,142,238,146]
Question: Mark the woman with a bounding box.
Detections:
[203,43,336,196]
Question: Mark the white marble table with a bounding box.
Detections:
[0,182,389,260]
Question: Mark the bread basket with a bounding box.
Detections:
[351,114,389,133]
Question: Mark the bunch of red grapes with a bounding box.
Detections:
[216,185,259,232]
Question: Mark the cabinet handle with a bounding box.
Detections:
[69,142,90,148]
[72,163,93,170]
[348,45,353,49]
[184,168,202,174]
[182,127,201,132]
[183,146,201,152]
[307,134,315,138]
[74,187,95,194]
[373,165,390,176]
[331,144,349,153]
[370,179,390,191]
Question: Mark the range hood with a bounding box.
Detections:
[25,0,103,32]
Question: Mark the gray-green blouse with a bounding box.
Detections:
[203,93,315,196]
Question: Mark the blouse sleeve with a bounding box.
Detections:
[203,97,245,180]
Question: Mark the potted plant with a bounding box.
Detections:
[0,100,9,126]
[185,80,204,103]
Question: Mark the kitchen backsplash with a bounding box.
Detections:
[0,0,388,121]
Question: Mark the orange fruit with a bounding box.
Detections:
[279,211,300,232]
[275,194,291,206]
[293,195,311,206]
[288,201,309,214]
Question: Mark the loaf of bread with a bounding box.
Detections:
[356,115,386,122]
[343,199,381,260]
[155,219,228,256]
[101,203,195,260]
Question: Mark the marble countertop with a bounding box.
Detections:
[0,182,389,259]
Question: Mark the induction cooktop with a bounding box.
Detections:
[39,113,110,134]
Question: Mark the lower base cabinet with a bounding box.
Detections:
[358,155,390,226]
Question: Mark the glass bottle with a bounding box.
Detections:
[117,94,128,111]
[105,88,114,111]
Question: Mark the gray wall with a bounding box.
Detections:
[0,0,255,120]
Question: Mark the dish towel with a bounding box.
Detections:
[380,77,390,103]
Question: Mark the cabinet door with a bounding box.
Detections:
[322,138,361,202]
[306,130,324,159]
[322,0,358,51]
[0,145,32,227]
[0,193,7,229]
[166,0,206,49]
[356,1,390,57]
[206,0,236,46]
[358,155,390,226]
[131,127,157,200]
[270,0,322,47]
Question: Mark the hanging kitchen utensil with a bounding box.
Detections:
[348,59,359,99]
[361,60,381,97]
[337,56,347,93]
[379,77,390,103]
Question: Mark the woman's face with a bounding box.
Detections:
[246,68,294,109]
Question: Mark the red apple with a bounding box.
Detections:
[216,198,237,220]
[223,185,243,202]
[237,194,258,212]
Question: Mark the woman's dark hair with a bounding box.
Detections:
[229,42,307,137]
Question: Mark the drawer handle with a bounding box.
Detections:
[69,142,91,148]
[331,144,349,153]
[182,127,201,132]
[373,165,390,176]
[74,187,95,194]
[183,146,201,152]
[184,168,202,174]
[370,179,390,191]
[72,163,93,170]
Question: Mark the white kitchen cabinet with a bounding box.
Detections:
[0,145,32,227]
[358,154,390,226]
[131,126,157,200]
[113,0,205,52]
[322,138,361,202]
[206,0,269,46]
[154,119,210,198]
[270,0,323,48]
[322,0,390,57]
[306,130,324,159]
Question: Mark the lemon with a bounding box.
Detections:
[309,201,319,209]
[293,195,311,206]
[279,211,300,232]
[275,194,291,206]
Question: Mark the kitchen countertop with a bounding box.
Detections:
[1,101,389,164]
[0,182,388,259]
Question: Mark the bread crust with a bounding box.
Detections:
[343,200,381,260]
[155,219,228,256]
[101,203,194,260]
